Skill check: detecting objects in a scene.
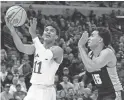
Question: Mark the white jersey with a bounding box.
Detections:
[30,37,61,86]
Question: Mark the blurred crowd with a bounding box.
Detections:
[1,4,124,100]
[2,1,124,8]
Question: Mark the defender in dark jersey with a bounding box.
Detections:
[78,28,123,100]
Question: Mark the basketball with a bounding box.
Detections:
[6,6,27,27]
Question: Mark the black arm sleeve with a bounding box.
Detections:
[83,71,94,88]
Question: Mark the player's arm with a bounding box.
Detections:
[78,46,114,72]
[5,16,35,55]
[29,18,37,39]
[50,46,63,64]
[29,18,46,51]
[11,30,35,55]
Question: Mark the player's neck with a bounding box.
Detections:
[43,41,54,49]
[92,44,104,57]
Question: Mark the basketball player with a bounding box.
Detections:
[5,16,63,100]
[78,28,123,100]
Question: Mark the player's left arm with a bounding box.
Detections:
[50,46,63,64]
[79,47,114,72]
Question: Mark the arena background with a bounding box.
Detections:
[1,1,124,100]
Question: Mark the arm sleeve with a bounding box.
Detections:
[83,71,93,88]
[32,37,45,52]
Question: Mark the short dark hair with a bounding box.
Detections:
[95,27,112,47]
[44,22,60,38]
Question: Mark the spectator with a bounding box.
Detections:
[59,38,65,47]
[6,65,12,73]
[87,83,93,91]
[72,9,85,22]
[13,84,26,100]
[37,9,43,22]
[54,75,65,100]
[83,88,92,100]
[57,89,66,100]
[13,68,20,79]
[77,81,85,98]
[3,72,13,87]
[63,8,72,20]
[60,75,74,94]
[60,67,71,82]
[121,59,124,68]
[65,46,72,54]
[116,62,122,70]
[18,59,32,76]
[120,34,124,43]
[22,36,28,44]
[27,5,36,19]
[9,77,18,96]
[11,64,19,75]
[119,43,124,52]
[18,75,27,93]
[116,10,123,16]
[1,49,7,62]
[67,87,76,100]
[110,10,116,18]
[89,10,95,22]
[7,54,18,68]
[72,75,80,93]
[90,89,98,100]
[0,63,8,83]
[99,1,106,7]
[0,84,14,100]
[116,53,122,62]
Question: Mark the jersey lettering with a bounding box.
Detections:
[92,74,102,85]
[33,61,42,74]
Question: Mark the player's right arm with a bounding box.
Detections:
[5,16,35,55]
[28,18,45,51]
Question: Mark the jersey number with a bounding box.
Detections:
[34,61,42,74]
[92,74,102,85]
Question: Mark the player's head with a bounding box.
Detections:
[42,22,60,43]
[88,27,112,49]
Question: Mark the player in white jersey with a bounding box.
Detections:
[5,15,63,100]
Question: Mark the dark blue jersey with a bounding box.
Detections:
[84,51,122,95]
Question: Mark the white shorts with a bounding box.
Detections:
[24,84,56,100]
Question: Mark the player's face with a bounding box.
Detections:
[88,30,102,49]
[43,26,58,42]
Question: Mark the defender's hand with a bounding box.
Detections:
[78,31,89,47]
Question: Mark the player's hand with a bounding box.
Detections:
[78,31,89,47]
[29,18,37,34]
[4,13,15,33]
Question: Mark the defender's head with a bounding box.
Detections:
[88,27,112,49]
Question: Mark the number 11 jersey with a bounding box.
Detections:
[30,37,60,86]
